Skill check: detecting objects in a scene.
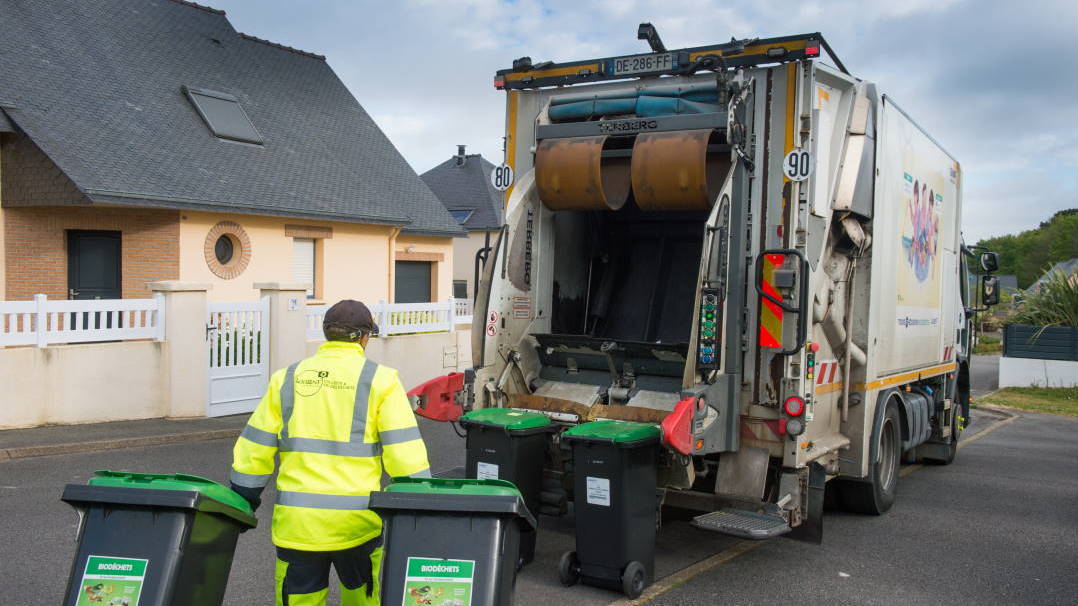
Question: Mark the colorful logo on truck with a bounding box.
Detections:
[901,173,941,283]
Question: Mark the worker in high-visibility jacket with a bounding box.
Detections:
[230,299,431,606]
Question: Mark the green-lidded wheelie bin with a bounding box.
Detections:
[458,407,555,567]
[370,477,536,606]
[61,471,257,606]
[560,420,661,599]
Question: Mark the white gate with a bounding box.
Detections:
[206,298,269,417]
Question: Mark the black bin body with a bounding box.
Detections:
[371,480,536,606]
[460,414,553,565]
[61,485,256,606]
[566,435,659,591]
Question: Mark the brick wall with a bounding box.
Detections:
[4,206,180,300]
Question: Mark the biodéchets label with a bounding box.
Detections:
[76,555,148,605]
[402,557,474,606]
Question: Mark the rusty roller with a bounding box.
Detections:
[631,129,729,211]
[535,135,630,211]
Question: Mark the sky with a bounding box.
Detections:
[209,0,1078,243]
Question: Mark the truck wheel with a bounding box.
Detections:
[558,551,580,587]
[842,401,901,515]
[621,560,646,599]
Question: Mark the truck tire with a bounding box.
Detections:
[841,401,901,515]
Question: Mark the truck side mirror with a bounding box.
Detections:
[981,275,1000,306]
[980,251,999,273]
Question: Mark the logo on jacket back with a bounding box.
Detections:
[295,369,355,396]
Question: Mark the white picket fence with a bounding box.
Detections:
[454,298,474,324]
[305,299,472,340]
[0,294,164,347]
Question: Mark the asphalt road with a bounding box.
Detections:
[2,355,1072,605]
[970,354,999,397]
[645,408,1078,606]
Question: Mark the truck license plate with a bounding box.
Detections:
[610,52,674,76]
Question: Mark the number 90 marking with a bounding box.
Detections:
[783,149,813,182]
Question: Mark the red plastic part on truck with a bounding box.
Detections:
[661,396,696,455]
[407,373,465,422]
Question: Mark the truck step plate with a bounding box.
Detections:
[691,508,791,540]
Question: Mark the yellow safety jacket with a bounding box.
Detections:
[231,341,430,551]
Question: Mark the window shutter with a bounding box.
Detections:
[293,238,315,297]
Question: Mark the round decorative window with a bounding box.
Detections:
[204,221,251,279]
[214,234,235,265]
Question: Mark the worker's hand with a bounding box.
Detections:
[230,482,263,512]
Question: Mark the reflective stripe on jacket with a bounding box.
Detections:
[231,340,431,551]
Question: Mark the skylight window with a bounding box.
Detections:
[449,210,474,224]
[183,86,264,145]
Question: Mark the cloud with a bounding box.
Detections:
[210,0,1078,239]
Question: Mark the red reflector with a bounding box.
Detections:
[805,45,820,57]
[408,373,465,422]
[661,396,696,455]
[784,396,806,417]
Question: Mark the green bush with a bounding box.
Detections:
[1010,269,1078,328]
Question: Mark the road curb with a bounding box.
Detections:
[0,428,242,461]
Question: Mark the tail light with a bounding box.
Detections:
[784,396,805,417]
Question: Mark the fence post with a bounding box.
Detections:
[34,293,48,348]
[153,292,167,341]
[149,281,210,418]
[379,300,391,336]
[255,283,309,372]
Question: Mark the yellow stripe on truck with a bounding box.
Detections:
[502,62,602,83]
[855,362,958,391]
[505,90,519,205]
[689,39,809,63]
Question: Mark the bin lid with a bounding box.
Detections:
[459,408,553,432]
[87,470,254,515]
[385,476,522,498]
[370,477,536,530]
[563,420,660,446]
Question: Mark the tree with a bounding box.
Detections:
[975,209,1078,288]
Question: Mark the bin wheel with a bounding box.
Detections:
[558,551,581,587]
[621,561,646,599]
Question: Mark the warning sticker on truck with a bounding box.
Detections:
[402,557,475,606]
[76,555,148,605]
[476,461,499,480]
[586,476,611,506]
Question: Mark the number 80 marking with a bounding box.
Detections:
[491,164,514,191]
[783,149,813,182]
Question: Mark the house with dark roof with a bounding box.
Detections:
[1029,258,1078,293]
[420,146,505,299]
[0,0,463,305]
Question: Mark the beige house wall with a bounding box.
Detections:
[0,341,167,429]
[180,212,455,304]
[395,234,456,303]
[453,231,496,299]
[306,328,472,392]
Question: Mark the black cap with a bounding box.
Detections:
[322,300,378,341]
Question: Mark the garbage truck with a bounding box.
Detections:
[412,25,1000,542]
